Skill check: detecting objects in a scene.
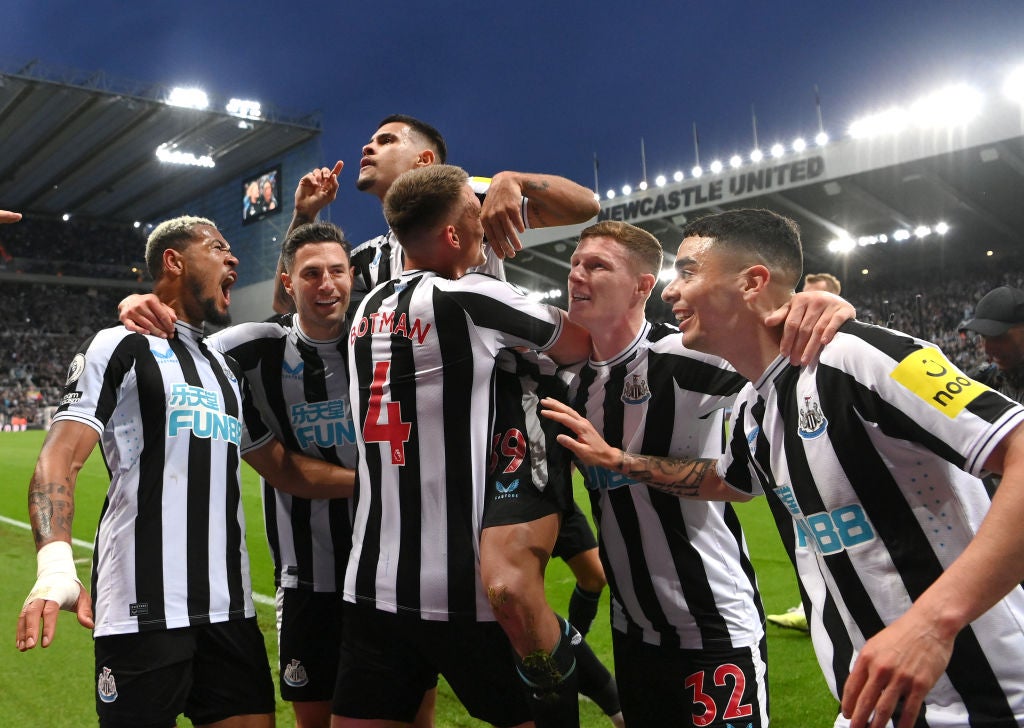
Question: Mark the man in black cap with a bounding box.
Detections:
[960,285,1024,405]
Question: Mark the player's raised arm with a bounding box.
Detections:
[482,171,599,259]
[273,161,345,314]
[16,421,98,652]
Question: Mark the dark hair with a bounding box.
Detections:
[681,208,803,286]
[378,114,447,163]
[579,220,663,276]
[144,215,217,281]
[383,164,469,247]
[280,222,350,273]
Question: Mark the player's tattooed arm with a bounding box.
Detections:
[28,482,75,545]
[26,420,98,547]
[541,396,751,502]
[618,452,719,498]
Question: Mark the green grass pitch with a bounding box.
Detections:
[1,430,835,726]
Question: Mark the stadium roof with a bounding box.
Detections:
[0,60,320,224]
[507,92,1024,296]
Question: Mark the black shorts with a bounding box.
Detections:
[551,501,598,562]
[333,603,529,727]
[276,587,344,702]
[612,630,769,728]
[483,354,575,529]
[93,618,274,728]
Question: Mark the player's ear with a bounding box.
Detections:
[281,271,294,297]
[162,247,185,278]
[416,149,436,168]
[742,264,771,293]
[444,224,460,250]
[636,272,657,299]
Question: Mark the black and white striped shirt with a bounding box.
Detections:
[720,320,1024,725]
[54,321,253,637]
[208,315,355,593]
[345,270,564,621]
[570,320,765,649]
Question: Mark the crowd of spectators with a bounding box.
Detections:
[0,215,147,280]
[1,283,128,429]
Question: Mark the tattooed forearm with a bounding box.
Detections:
[620,452,717,498]
[28,481,74,545]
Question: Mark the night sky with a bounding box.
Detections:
[5,0,1024,243]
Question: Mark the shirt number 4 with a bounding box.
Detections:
[363,361,411,465]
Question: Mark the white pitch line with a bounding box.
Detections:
[0,514,275,606]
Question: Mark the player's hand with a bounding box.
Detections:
[0,209,22,224]
[294,161,344,221]
[481,172,526,260]
[841,610,953,728]
[540,397,620,470]
[16,579,93,651]
[767,291,855,365]
[118,293,177,338]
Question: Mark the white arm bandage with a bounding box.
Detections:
[24,541,83,611]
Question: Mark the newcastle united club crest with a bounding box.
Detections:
[797,395,828,439]
[621,374,651,405]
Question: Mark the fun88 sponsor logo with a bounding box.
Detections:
[292,398,356,449]
[582,465,639,491]
[773,485,875,555]
[167,384,242,445]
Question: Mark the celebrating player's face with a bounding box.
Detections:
[662,235,742,355]
[356,122,430,199]
[283,242,353,340]
[184,224,238,327]
[567,236,647,330]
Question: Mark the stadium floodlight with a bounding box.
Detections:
[815,131,829,146]
[1003,65,1024,104]
[857,235,879,246]
[910,84,982,128]
[913,225,931,238]
[935,222,949,235]
[226,98,262,120]
[792,138,807,153]
[770,143,785,158]
[638,181,648,191]
[658,267,676,282]
[987,250,994,257]
[621,184,633,195]
[749,149,763,163]
[849,107,909,139]
[133,221,141,229]
[827,236,855,254]
[878,234,888,243]
[593,192,601,202]
[892,229,911,241]
[167,86,209,110]
[156,143,215,168]
[861,268,869,276]
[61,213,71,222]
[709,160,723,174]
[673,170,684,182]
[691,166,703,178]
[655,174,667,187]
[606,189,616,199]
[729,154,743,168]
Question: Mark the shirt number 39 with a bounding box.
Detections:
[362,361,412,465]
